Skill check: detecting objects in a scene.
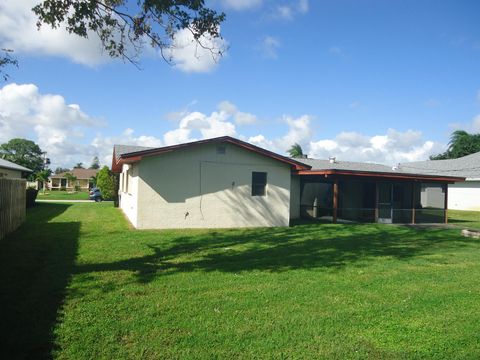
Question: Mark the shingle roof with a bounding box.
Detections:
[298,158,398,173]
[399,151,480,179]
[0,158,32,172]
[113,144,154,162]
[50,168,99,179]
[111,137,311,173]
[296,157,464,180]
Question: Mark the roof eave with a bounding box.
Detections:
[117,136,311,171]
[295,169,465,182]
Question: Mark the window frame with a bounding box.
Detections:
[251,171,267,197]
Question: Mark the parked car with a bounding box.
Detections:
[89,187,103,202]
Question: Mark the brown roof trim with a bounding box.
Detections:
[295,169,465,183]
[112,136,311,172]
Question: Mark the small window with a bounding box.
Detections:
[216,145,226,155]
[251,172,267,196]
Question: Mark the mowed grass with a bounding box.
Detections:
[37,191,90,200]
[449,209,480,230]
[1,204,480,359]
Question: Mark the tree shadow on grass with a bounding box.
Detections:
[76,223,475,284]
[0,203,79,360]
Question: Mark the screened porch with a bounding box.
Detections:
[297,175,449,224]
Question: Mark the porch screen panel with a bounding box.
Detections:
[415,183,445,223]
[338,180,375,223]
[392,183,413,224]
[300,182,333,219]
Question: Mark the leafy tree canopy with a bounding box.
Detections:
[0,138,44,174]
[430,130,480,160]
[33,0,226,65]
[89,156,100,169]
[55,167,71,174]
[74,162,85,169]
[288,143,304,158]
[96,166,116,200]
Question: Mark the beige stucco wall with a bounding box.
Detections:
[448,181,480,211]
[0,167,22,179]
[130,142,291,229]
[119,163,139,227]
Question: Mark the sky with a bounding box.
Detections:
[1,0,480,169]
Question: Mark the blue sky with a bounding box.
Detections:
[1,0,479,168]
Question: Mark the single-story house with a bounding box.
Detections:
[0,158,32,179]
[49,168,99,191]
[112,136,463,229]
[401,151,480,211]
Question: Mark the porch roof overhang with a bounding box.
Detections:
[294,169,465,183]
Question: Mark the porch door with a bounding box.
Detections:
[61,178,67,187]
[378,183,393,224]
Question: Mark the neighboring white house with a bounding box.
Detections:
[112,138,308,229]
[401,151,480,211]
[0,158,32,179]
[112,136,463,229]
[49,168,98,191]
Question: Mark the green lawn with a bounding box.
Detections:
[1,203,480,359]
[37,190,90,200]
[449,209,480,230]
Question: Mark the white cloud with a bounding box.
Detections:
[217,100,258,125]
[298,0,309,14]
[165,27,228,73]
[0,0,108,66]
[278,115,312,150]
[1,84,446,170]
[309,129,443,164]
[272,1,309,20]
[220,0,263,10]
[472,115,480,132]
[258,36,281,59]
[0,83,104,168]
[163,108,237,145]
[92,128,163,167]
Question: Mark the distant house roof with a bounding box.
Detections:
[111,136,311,173]
[295,157,465,182]
[400,151,480,180]
[50,168,99,179]
[0,158,32,172]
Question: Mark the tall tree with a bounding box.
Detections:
[430,130,480,160]
[33,0,226,65]
[74,162,85,169]
[55,167,71,174]
[96,166,116,200]
[36,169,52,193]
[288,143,304,158]
[89,156,100,170]
[0,138,44,173]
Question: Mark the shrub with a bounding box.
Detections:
[26,187,38,208]
[96,166,116,200]
[74,185,81,192]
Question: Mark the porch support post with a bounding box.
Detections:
[333,180,338,224]
[411,182,416,224]
[374,182,379,222]
[444,184,448,224]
